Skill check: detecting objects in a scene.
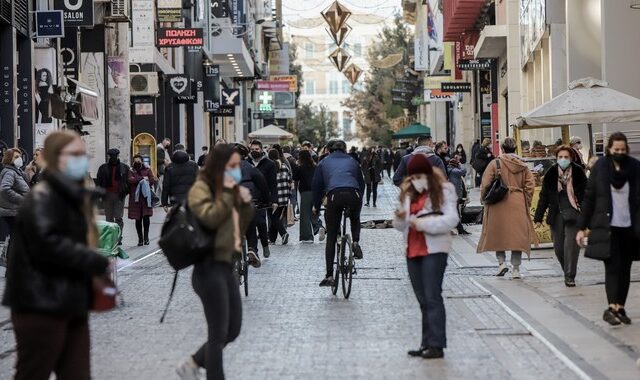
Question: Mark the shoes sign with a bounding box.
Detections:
[53,0,94,27]
[166,75,192,98]
[221,89,240,106]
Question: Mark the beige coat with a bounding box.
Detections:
[477,154,538,255]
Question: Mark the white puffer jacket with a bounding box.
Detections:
[393,182,459,254]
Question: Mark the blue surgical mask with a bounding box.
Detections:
[557,158,571,170]
[64,155,89,180]
[226,167,242,184]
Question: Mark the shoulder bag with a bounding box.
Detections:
[483,159,509,205]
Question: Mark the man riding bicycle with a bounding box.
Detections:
[312,139,365,287]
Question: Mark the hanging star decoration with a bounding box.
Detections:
[320,1,352,34]
[329,47,351,72]
[326,23,352,46]
[343,63,363,85]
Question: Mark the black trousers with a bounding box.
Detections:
[268,205,288,243]
[605,227,635,306]
[134,215,150,241]
[365,182,379,205]
[12,312,90,380]
[192,259,242,380]
[324,189,362,277]
[246,209,268,253]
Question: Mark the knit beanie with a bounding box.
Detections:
[407,153,433,175]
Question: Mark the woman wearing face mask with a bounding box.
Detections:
[177,144,254,380]
[2,131,110,379]
[0,148,30,241]
[455,144,467,165]
[393,154,459,360]
[25,147,45,187]
[576,132,640,326]
[127,154,156,246]
[534,145,587,287]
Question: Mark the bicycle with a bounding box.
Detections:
[332,208,356,298]
[232,238,249,296]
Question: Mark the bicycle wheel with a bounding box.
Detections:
[331,238,340,295]
[231,252,242,285]
[242,245,249,296]
[341,235,353,299]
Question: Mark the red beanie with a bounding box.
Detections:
[407,153,433,175]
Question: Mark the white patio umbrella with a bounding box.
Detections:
[248,124,293,139]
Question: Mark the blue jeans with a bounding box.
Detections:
[407,253,448,349]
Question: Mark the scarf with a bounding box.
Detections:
[609,156,630,189]
[106,160,121,187]
[557,166,579,210]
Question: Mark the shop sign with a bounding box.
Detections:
[221,89,240,105]
[132,0,155,47]
[424,90,455,102]
[274,109,296,119]
[210,0,229,18]
[256,80,291,92]
[230,0,244,34]
[53,0,94,27]
[270,75,298,92]
[414,3,428,71]
[211,105,235,116]
[175,85,197,104]
[256,91,273,112]
[35,11,65,38]
[457,59,491,71]
[441,82,471,93]
[157,28,204,47]
[273,92,295,109]
[60,29,79,80]
[203,65,220,112]
[166,74,192,97]
[253,112,274,119]
[157,0,182,22]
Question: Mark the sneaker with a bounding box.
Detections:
[319,275,334,287]
[176,358,199,380]
[458,229,471,235]
[408,346,428,357]
[319,227,326,242]
[247,249,261,268]
[373,203,377,208]
[603,307,622,326]
[421,347,444,359]
[364,203,370,207]
[300,240,314,244]
[352,242,363,260]
[262,245,270,258]
[565,279,576,287]
[282,233,290,245]
[496,263,508,277]
[511,268,522,279]
[614,308,632,325]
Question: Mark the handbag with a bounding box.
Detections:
[92,276,118,312]
[483,159,509,205]
[559,206,580,223]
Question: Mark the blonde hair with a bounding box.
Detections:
[481,138,491,147]
[2,148,21,165]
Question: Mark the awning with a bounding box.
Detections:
[248,124,293,139]
[474,25,507,58]
[443,0,486,41]
[205,18,254,78]
[392,122,432,139]
[66,78,99,120]
[516,77,640,128]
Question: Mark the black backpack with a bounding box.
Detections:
[158,200,215,322]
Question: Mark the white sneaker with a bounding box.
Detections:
[319,227,326,242]
[176,358,200,380]
[512,268,522,279]
[496,263,508,277]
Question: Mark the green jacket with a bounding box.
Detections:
[187,179,254,263]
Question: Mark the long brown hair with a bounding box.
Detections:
[43,131,79,171]
[2,148,21,165]
[201,143,236,198]
[399,167,446,211]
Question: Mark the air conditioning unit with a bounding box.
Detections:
[130,72,159,96]
[108,0,129,21]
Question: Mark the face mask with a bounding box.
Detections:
[64,155,89,181]
[226,168,242,184]
[411,178,428,193]
[457,148,462,152]
[575,144,582,150]
[612,153,627,163]
[250,151,261,159]
[108,157,118,164]
[557,158,571,170]
[133,162,142,169]
[13,157,23,168]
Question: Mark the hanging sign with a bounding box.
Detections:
[157,28,204,47]
[53,0,94,27]
[35,11,65,38]
[157,0,182,22]
[457,59,491,71]
[166,74,192,97]
[441,82,471,93]
[211,105,235,116]
[221,89,240,105]
[256,80,291,92]
[203,65,220,112]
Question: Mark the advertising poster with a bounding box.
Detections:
[107,56,128,89]
[34,48,58,126]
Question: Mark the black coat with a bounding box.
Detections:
[240,160,270,206]
[248,154,278,204]
[2,172,109,316]
[534,163,587,226]
[576,157,640,261]
[162,151,199,206]
[96,161,130,198]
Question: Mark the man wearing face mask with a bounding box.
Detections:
[97,149,130,245]
[569,136,586,169]
[393,135,446,186]
[247,140,278,257]
[534,145,587,287]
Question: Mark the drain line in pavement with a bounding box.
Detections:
[117,249,161,272]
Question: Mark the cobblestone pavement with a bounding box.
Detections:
[0,180,631,379]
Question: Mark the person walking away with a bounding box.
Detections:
[162,147,199,210]
[197,146,209,168]
[247,140,278,258]
[2,131,110,380]
[569,136,586,169]
[282,145,299,216]
[472,138,494,187]
[534,146,587,287]
[294,150,316,242]
[0,148,30,243]
[268,149,291,245]
[470,140,480,187]
[177,144,254,380]
[156,138,171,194]
[234,143,269,267]
[127,154,156,246]
[576,132,640,325]
[477,138,537,279]
[362,149,383,207]
[447,158,470,235]
[25,147,45,187]
[96,148,130,245]
[393,135,446,186]
[393,154,459,359]
[383,148,393,178]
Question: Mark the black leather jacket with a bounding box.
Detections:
[161,151,199,206]
[2,171,109,316]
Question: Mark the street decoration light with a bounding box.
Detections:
[329,47,351,72]
[632,0,640,8]
[321,1,352,34]
[343,63,363,85]
[326,23,352,46]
